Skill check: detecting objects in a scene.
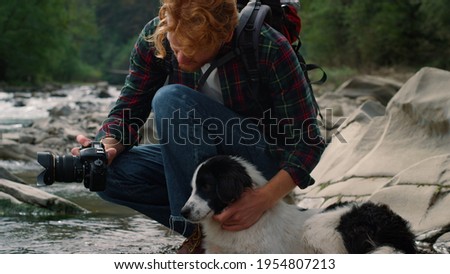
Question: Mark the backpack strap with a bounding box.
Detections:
[195,50,239,91]
[235,0,271,105]
[196,0,271,105]
[294,50,325,120]
[197,0,325,119]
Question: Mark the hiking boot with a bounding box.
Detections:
[176,225,205,254]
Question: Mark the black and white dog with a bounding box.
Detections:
[181,155,417,254]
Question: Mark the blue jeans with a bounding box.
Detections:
[98,84,279,237]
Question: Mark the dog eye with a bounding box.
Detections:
[200,182,213,192]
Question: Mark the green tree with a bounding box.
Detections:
[93,0,160,84]
[0,0,99,84]
[300,0,450,70]
[53,0,101,82]
[344,0,419,67]
[300,0,349,66]
[417,0,450,68]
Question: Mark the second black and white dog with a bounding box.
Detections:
[181,155,417,254]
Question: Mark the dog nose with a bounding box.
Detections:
[181,206,191,219]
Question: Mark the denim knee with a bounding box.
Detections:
[152,84,191,116]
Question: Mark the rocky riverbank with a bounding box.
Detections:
[0,82,116,160]
[1,67,449,253]
[296,67,450,254]
[0,83,117,215]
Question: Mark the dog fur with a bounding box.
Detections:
[181,155,417,254]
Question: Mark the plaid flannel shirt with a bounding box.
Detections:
[97,18,325,189]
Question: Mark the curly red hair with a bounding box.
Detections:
[150,0,238,58]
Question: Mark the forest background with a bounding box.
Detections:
[1,0,449,86]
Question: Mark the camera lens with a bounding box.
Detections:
[37,152,55,185]
[36,142,107,191]
[54,155,84,183]
[37,152,84,185]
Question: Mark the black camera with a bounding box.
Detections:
[37,141,108,192]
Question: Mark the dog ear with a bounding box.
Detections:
[215,169,253,204]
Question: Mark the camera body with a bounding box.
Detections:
[37,142,107,191]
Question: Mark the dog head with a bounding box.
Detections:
[181,155,254,222]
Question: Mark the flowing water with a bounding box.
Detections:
[0,86,185,253]
[0,164,184,254]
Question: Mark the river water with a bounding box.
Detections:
[0,163,184,254]
[0,86,184,254]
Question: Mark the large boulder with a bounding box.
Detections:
[295,67,450,251]
[316,74,402,143]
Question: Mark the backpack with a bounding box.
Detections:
[237,0,301,45]
[197,0,326,118]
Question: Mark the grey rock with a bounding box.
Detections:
[296,67,450,252]
[335,74,402,105]
[0,166,27,184]
[0,191,23,205]
[49,105,72,117]
[0,178,87,214]
[433,232,450,254]
[0,143,36,161]
[18,134,36,144]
